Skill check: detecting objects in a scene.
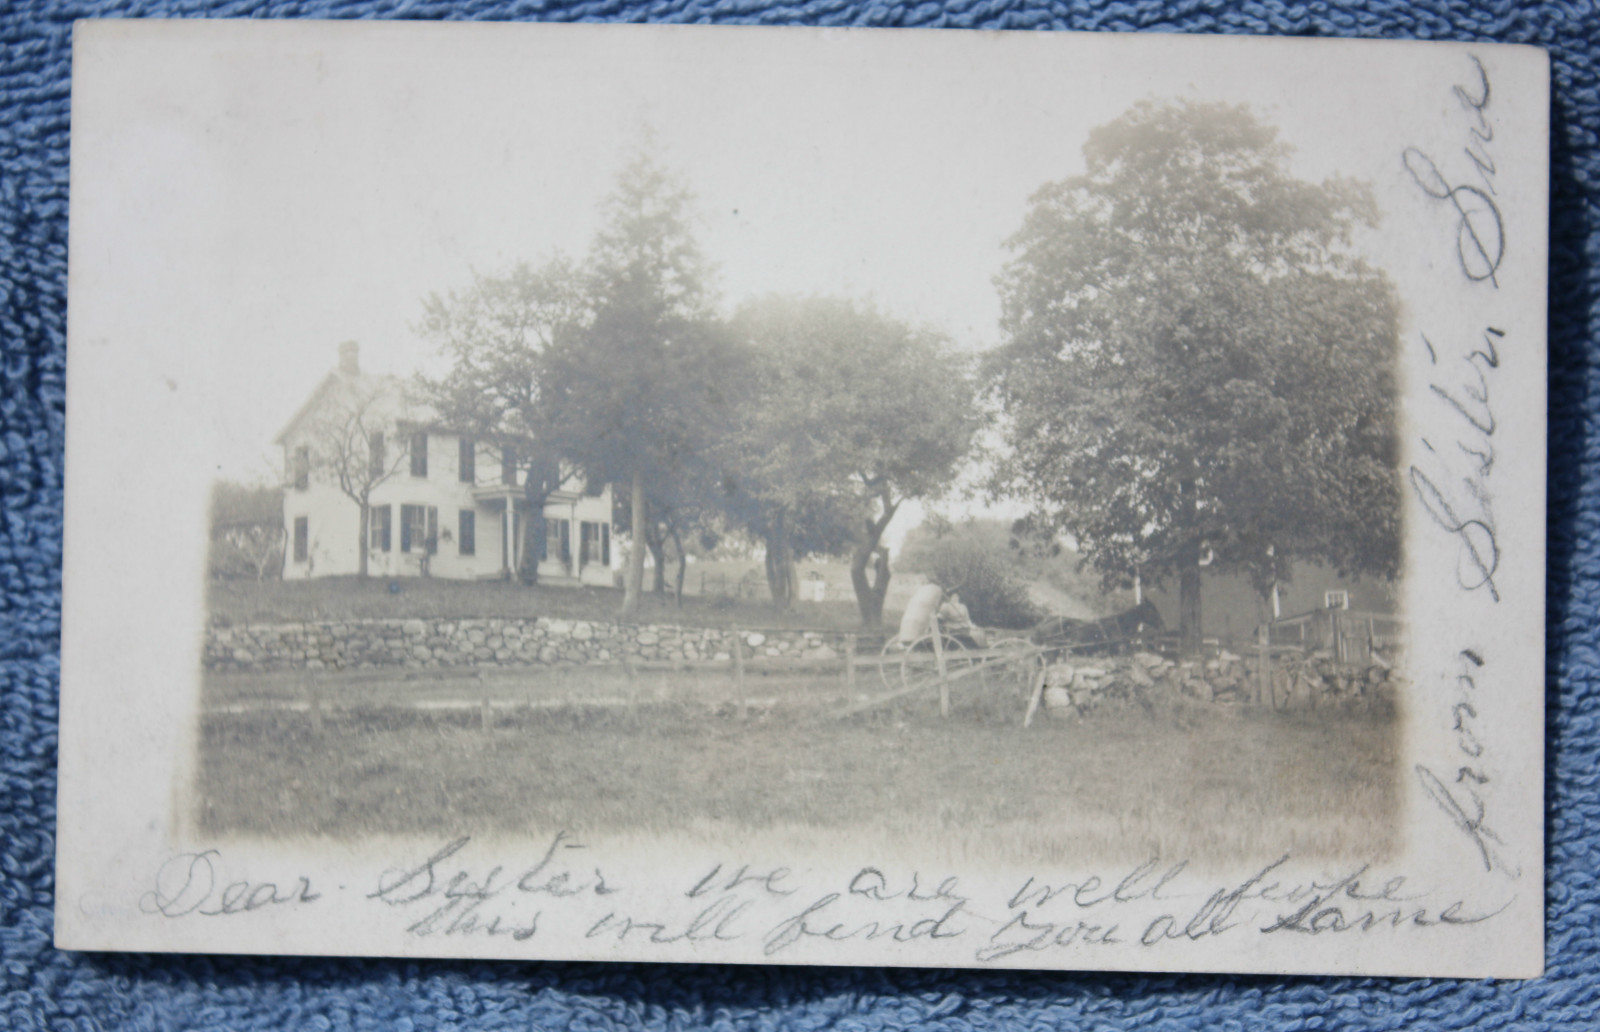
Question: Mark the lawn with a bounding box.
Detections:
[196,667,1400,867]
[207,573,890,632]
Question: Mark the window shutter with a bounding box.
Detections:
[559,520,570,563]
[501,444,517,486]
[380,506,391,552]
[400,504,413,552]
[427,507,438,554]
[537,515,548,560]
[293,516,308,562]
[601,523,610,565]
[459,438,475,483]
[370,433,386,478]
[459,510,475,556]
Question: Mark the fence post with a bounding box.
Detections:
[845,634,857,689]
[1256,624,1270,707]
[479,671,493,734]
[932,616,949,718]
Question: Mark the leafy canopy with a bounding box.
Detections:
[721,295,983,558]
[991,99,1401,595]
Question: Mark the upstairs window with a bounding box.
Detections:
[410,432,428,478]
[459,438,475,484]
[292,446,310,491]
[369,432,386,479]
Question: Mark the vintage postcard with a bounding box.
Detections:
[56,20,1548,977]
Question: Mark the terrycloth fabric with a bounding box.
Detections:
[3,2,1596,1029]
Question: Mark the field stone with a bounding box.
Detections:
[539,646,559,664]
[637,631,659,646]
[548,620,573,636]
[746,632,766,647]
[572,623,594,641]
[403,619,427,637]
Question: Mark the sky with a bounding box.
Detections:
[70,22,1481,546]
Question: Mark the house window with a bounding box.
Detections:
[459,438,475,484]
[293,516,308,562]
[579,521,611,567]
[501,444,517,486]
[292,447,310,491]
[459,510,475,556]
[369,433,386,478]
[410,432,428,478]
[553,519,571,564]
[400,504,438,554]
[369,505,391,552]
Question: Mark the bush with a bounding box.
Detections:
[903,525,1041,629]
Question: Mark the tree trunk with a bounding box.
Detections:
[850,545,891,627]
[849,492,900,627]
[764,521,796,608]
[1178,478,1202,655]
[621,469,645,616]
[670,526,688,607]
[646,523,667,596]
[357,500,370,578]
[519,479,545,586]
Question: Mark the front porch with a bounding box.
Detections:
[473,485,614,586]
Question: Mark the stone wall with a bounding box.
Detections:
[205,617,845,673]
[1038,649,1398,713]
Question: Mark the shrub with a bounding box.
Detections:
[903,525,1041,629]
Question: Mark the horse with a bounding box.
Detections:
[1030,600,1165,656]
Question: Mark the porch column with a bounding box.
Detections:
[502,506,512,579]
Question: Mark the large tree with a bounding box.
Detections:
[991,100,1401,651]
[417,258,586,583]
[304,374,414,579]
[726,296,983,623]
[536,153,732,616]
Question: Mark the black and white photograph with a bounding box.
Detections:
[56,21,1548,976]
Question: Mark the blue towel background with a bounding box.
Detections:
[3,2,1596,1028]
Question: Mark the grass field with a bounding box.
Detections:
[197,667,1400,866]
[207,573,888,631]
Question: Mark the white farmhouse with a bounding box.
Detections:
[276,342,616,586]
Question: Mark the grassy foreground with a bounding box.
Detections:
[197,669,1399,866]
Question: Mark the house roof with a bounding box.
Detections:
[272,370,422,446]
[273,366,546,449]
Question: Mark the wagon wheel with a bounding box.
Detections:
[982,637,1041,694]
[879,634,971,692]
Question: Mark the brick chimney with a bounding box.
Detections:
[338,340,360,375]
